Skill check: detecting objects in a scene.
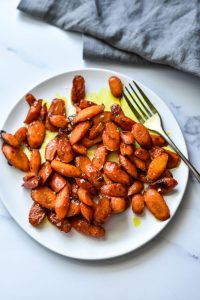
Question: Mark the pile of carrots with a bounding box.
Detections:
[1,75,180,238]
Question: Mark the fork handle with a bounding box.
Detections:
[160,131,200,183]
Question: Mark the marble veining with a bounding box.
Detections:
[170,103,200,150]
[0,41,49,69]
[170,103,200,183]
[160,235,200,264]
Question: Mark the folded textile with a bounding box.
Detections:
[18,0,200,77]
[83,35,149,64]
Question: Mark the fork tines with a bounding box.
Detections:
[123,81,158,123]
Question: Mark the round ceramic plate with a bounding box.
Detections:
[0,68,188,260]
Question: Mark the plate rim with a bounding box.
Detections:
[0,67,189,260]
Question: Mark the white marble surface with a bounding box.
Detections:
[0,1,200,299]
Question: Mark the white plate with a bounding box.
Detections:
[0,68,188,260]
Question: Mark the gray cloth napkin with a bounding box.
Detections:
[18,0,200,77]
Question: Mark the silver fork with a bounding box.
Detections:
[123,80,200,183]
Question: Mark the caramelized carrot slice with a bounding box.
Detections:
[40,103,47,121]
[72,143,87,155]
[94,197,111,225]
[24,99,42,124]
[104,161,130,185]
[119,155,138,178]
[103,173,113,184]
[81,135,102,148]
[25,93,36,106]
[89,122,104,140]
[71,217,105,237]
[48,98,66,116]
[147,153,168,181]
[149,146,165,160]
[110,197,126,214]
[74,156,91,175]
[92,144,108,171]
[57,134,74,163]
[102,121,120,151]
[84,164,104,189]
[132,123,151,148]
[129,155,146,171]
[30,149,41,174]
[67,200,81,217]
[1,131,20,148]
[120,142,134,156]
[128,181,144,196]
[47,211,71,233]
[45,115,57,132]
[134,148,150,161]
[14,127,27,144]
[31,186,56,209]
[29,202,46,226]
[80,203,93,223]
[75,178,96,194]
[151,134,167,147]
[108,76,123,98]
[93,111,112,125]
[2,144,29,172]
[77,99,96,110]
[69,121,91,145]
[144,189,170,221]
[120,131,135,144]
[45,137,58,161]
[165,149,181,169]
[38,161,52,185]
[27,120,45,149]
[49,173,67,193]
[49,115,68,128]
[148,177,178,195]
[71,183,79,199]
[78,187,94,206]
[22,176,41,189]
[55,184,70,219]
[71,75,85,104]
[73,105,104,124]
[51,160,81,177]
[100,184,127,197]
[111,104,135,130]
[132,194,144,215]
